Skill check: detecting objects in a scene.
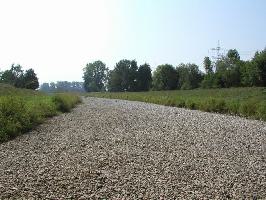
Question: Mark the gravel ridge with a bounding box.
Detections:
[0,97,265,199]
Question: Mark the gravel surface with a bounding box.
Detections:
[0,97,266,199]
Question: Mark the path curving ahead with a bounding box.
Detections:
[0,97,266,199]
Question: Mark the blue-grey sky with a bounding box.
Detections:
[0,0,265,83]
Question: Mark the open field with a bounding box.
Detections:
[0,84,81,142]
[0,97,265,199]
[87,87,266,121]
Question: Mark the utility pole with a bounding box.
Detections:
[210,40,224,62]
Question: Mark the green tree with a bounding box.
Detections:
[176,63,203,90]
[108,60,138,92]
[23,69,39,89]
[152,64,178,91]
[137,63,152,91]
[201,49,242,89]
[240,61,261,86]
[83,60,108,92]
[252,49,266,86]
[201,73,217,88]
[215,57,241,88]
[203,57,213,74]
[128,60,138,91]
[227,49,240,63]
[0,64,24,87]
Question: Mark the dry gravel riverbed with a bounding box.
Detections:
[0,97,266,199]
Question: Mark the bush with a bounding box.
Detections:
[200,98,227,113]
[0,97,29,142]
[239,100,258,117]
[226,100,240,115]
[0,93,82,142]
[186,99,197,110]
[176,99,186,107]
[52,94,82,112]
[256,102,266,121]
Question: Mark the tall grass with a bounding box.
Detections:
[87,87,266,121]
[0,84,81,142]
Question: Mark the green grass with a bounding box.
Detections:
[0,84,82,142]
[87,87,266,121]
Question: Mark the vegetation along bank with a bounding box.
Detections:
[0,84,81,142]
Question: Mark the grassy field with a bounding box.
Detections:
[88,87,266,121]
[0,84,81,142]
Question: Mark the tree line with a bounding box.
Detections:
[0,64,39,90]
[202,49,266,88]
[83,47,266,92]
[1,47,265,92]
[40,81,85,93]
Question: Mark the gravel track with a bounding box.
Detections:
[0,97,266,199]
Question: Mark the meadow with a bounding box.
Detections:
[88,87,266,121]
[0,84,81,142]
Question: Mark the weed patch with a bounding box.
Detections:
[0,85,82,142]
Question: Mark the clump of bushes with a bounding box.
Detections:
[199,98,227,113]
[52,93,82,112]
[0,94,81,142]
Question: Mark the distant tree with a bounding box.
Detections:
[227,49,240,63]
[201,49,243,89]
[83,60,108,92]
[152,64,178,90]
[215,56,241,88]
[176,63,203,90]
[128,60,138,91]
[203,57,213,74]
[107,70,122,92]
[252,49,266,86]
[40,83,50,92]
[201,73,217,88]
[23,69,39,89]
[201,50,241,89]
[0,64,24,87]
[50,82,56,91]
[0,70,11,84]
[137,63,152,91]
[40,81,85,93]
[10,64,24,88]
[56,81,70,91]
[71,82,84,92]
[108,59,138,92]
[0,64,40,89]
[240,61,261,86]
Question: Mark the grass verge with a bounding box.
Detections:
[0,84,81,142]
[87,87,266,121]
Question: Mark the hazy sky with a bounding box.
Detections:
[0,0,266,83]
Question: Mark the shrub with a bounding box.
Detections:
[226,100,240,115]
[239,100,258,117]
[0,93,81,142]
[255,102,266,121]
[52,94,82,113]
[0,97,29,141]
[200,98,227,113]
[176,99,186,107]
[186,99,197,110]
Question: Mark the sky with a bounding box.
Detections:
[0,0,266,83]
